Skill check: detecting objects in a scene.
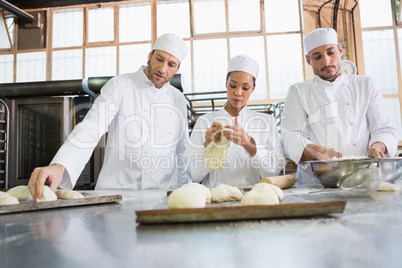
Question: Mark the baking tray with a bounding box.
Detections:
[0,194,122,214]
[135,200,346,224]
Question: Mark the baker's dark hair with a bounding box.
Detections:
[226,72,256,86]
[147,50,180,67]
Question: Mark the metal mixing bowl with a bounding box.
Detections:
[308,157,402,188]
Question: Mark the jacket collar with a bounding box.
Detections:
[136,65,171,90]
[219,102,250,118]
[313,73,345,89]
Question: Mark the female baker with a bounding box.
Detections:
[184,55,285,187]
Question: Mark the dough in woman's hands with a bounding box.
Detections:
[242,183,280,206]
[7,185,57,202]
[56,190,84,199]
[203,122,231,171]
[168,187,206,209]
[0,191,19,205]
[210,184,243,203]
[181,183,211,203]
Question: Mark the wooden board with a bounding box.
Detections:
[135,200,346,224]
[0,195,122,214]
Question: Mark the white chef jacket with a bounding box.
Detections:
[51,66,190,190]
[281,74,398,185]
[184,105,285,187]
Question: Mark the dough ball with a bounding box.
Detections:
[241,188,279,206]
[7,185,57,202]
[56,190,84,200]
[181,183,211,203]
[252,183,284,200]
[210,184,243,203]
[377,181,400,192]
[37,186,57,202]
[0,195,19,205]
[168,187,206,209]
[0,191,11,198]
[7,185,32,200]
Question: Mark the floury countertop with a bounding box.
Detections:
[1,182,402,268]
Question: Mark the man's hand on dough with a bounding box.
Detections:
[28,164,65,202]
[368,142,387,158]
[205,122,222,147]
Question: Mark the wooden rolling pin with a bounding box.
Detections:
[260,174,299,189]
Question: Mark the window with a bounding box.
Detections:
[16,52,46,82]
[193,0,225,34]
[157,0,190,37]
[0,55,13,83]
[228,0,260,32]
[120,3,151,42]
[360,0,402,140]
[53,8,83,48]
[88,6,114,43]
[85,46,116,77]
[265,0,300,33]
[119,44,151,74]
[52,49,83,80]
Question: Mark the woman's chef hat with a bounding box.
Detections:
[152,33,188,63]
[227,55,259,79]
[304,28,338,54]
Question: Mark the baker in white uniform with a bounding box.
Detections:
[281,28,398,185]
[185,55,285,187]
[28,33,190,200]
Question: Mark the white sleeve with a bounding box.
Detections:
[51,78,121,189]
[175,99,192,187]
[280,85,313,166]
[184,116,213,183]
[366,77,398,157]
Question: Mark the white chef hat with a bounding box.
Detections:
[304,28,338,54]
[227,55,259,79]
[152,33,188,63]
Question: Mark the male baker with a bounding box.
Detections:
[29,33,190,199]
[281,28,398,184]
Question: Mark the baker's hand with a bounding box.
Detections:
[204,122,222,147]
[301,144,343,161]
[28,164,65,202]
[368,142,387,158]
[223,117,256,156]
[223,117,251,146]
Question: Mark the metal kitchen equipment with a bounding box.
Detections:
[337,158,382,196]
[309,157,402,188]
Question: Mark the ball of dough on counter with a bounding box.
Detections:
[377,181,400,192]
[7,185,57,202]
[0,195,19,205]
[168,187,206,209]
[210,184,243,203]
[252,183,284,200]
[37,186,57,202]
[56,190,84,200]
[7,185,32,200]
[0,191,11,198]
[181,183,211,203]
[241,187,279,206]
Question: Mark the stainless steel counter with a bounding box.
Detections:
[1,183,402,268]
